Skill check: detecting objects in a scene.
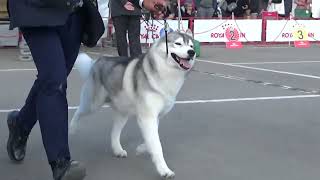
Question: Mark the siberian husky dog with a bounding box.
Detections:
[70,29,196,178]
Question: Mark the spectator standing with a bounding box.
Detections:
[260,0,270,12]
[166,0,179,19]
[223,0,249,17]
[181,0,197,11]
[110,0,142,58]
[197,0,218,17]
[284,0,293,17]
[266,0,286,16]
[182,2,197,17]
[249,0,260,15]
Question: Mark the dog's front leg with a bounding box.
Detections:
[111,112,129,158]
[136,118,160,156]
[137,115,175,179]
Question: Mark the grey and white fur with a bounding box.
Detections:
[70,30,196,178]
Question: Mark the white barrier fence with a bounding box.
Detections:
[139,19,320,43]
[266,20,320,42]
[1,19,320,47]
[193,19,262,42]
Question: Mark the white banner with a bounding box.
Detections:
[266,20,320,42]
[140,20,189,44]
[194,19,262,42]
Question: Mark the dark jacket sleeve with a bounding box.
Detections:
[129,0,142,8]
[26,0,70,9]
[40,0,84,9]
[120,0,128,6]
[41,0,69,8]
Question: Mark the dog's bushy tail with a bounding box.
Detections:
[75,53,94,79]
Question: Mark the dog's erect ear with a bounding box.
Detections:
[185,29,193,38]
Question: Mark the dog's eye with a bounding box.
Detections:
[175,42,182,46]
[190,45,194,48]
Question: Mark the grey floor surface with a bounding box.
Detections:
[0,45,320,180]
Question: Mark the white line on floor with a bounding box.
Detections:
[1,94,319,113]
[198,59,320,80]
[0,68,37,72]
[85,51,115,56]
[1,56,319,72]
[175,94,320,104]
[0,52,113,72]
[0,68,78,72]
[230,61,320,65]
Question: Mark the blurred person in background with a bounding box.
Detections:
[157,0,179,19]
[182,2,197,17]
[222,0,249,17]
[197,0,218,17]
[284,0,293,17]
[294,0,312,18]
[295,0,311,10]
[249,0,260,16]
[260,0,270,12]
[181,0,197,10]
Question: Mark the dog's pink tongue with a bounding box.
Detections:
[181,60,191,69]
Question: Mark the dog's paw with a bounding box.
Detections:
[113,149,128,158]
[159,168,175,179]
[136,143,148,156]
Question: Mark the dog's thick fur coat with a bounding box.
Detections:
[70,30,196,178]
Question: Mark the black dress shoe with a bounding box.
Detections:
[51,159,86,180]
[7,111,29,162]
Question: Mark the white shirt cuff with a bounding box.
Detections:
[139,0,144,8]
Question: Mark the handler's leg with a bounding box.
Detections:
[7,12,86,180]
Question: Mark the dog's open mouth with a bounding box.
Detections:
[171,53,192,70]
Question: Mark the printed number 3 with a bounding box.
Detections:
[298,30,304,40]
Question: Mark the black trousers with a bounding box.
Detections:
[17,12,83,163]
[284,0,293,17]
[112,15,142,58]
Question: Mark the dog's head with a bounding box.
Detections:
[156,29,196,72]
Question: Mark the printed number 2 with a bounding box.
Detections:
[230,30,236,41]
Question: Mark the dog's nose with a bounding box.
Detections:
[187,50,195,57]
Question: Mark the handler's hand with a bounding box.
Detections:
[143,0,167,13]
[124,1,135,11]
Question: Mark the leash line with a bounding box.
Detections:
[164,19,169,55]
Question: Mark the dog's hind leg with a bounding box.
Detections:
[137,114,175,179]
[69,79,107,134]
[111,111,129,158]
